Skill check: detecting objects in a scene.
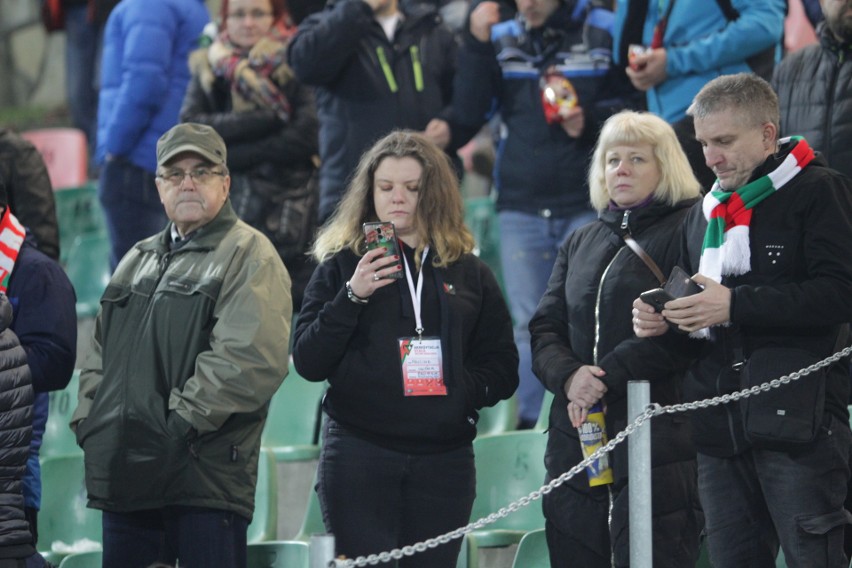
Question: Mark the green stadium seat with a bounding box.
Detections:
[535,391,555,431]
[57,551,101,568]
[42,370,82,459]
[261,363,326,539]
[52,182,106,265]
[477,395,518,436]
[464,195,504,293]
[38,454,102,561]
[64,232,111,319]
[261,363,325,462]
[467,431,547,549]
[247,540,309,568]
[511,529,549,568]
[293,486,325,543]
[247,447,278,543]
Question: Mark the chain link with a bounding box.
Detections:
[331,345,852,567]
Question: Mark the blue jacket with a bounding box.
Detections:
[96,0,209,172]
[8,235,77,509]
[612,0,785,123]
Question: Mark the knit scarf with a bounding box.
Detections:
[692,136,814,338]
[209,27,294,122]
[0,209,25,294]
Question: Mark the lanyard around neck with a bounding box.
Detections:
[402,244,430,339]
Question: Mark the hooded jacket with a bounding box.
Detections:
[0,294,35,558]
[773,23,852,179]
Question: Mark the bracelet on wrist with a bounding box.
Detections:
[345,280,369,305]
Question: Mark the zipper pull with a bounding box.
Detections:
[621,209,631,230]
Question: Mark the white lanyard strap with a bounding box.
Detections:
[402,245,430,339]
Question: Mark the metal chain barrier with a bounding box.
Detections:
[330,345,852,567]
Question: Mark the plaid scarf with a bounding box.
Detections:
[0,208,25,293]
[692,136,815,339]
[210,28,294,122]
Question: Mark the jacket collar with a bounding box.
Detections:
[599,197,697,236]
[819,21,852,57]
[139,200,240,254]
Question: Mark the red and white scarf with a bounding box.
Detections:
[693,136,815,338]
[0,208,25,293]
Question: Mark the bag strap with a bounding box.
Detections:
[622,234,666,285]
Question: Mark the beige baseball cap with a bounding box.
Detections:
[157,123,227,167]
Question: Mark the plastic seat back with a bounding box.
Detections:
[293,486,325,543]
[42,370,82,459]
[247,448,278,543]
[464,195,504,293]
[64,233,111,318]
[511,529,549,568]
[261,363,325,461]
[247,540,309,568]
[20,128,88,190]
[477,395,518,436]
[57,551,102,568]
[52,182,106,264]
[39,454,102,556]
[535,391,555,431]
[468,431,547,547]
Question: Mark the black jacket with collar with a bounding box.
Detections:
[773,24,852,179]
[530,198,697,477]
[293,247,518,453]
[599,149,852,457]
[288,0,472,221]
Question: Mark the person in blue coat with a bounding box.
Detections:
[614,0,786,124]
[96,0,210,269]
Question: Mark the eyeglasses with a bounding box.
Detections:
[227,9,273,20]
[157,167,225,187]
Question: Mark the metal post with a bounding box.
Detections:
[628,380,652,568]
[310,533,336,568]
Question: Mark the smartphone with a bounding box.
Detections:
[363,221,403,279]
[639,266,702,333]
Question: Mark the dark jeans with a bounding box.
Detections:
[317,418,476,567]
[699,415,852,568]
[543,461,702,568]
[98,158,167,269]
[101,506,249,568]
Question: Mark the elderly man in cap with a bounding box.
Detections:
[72,123,292,568]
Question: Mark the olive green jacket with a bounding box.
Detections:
[72,201,292,520]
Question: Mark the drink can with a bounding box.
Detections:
[578,402,613,487]
[628,44,651,70]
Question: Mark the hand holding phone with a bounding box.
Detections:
[363,221,404,279]
[639,266,702,333]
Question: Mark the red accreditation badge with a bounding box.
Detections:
[399,337,447,396]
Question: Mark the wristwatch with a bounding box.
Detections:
[345,280,369,305]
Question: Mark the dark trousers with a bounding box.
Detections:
[317,418,476,568]
[699,415,852,568]
[542,423,702,568]
[101,506,248,568]
[98,158,167,270]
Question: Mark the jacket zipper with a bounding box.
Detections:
[593,247,629,365]
[823,48,842,163]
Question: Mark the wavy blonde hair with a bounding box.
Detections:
[588,111,702,213]
[311,130,475,268]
